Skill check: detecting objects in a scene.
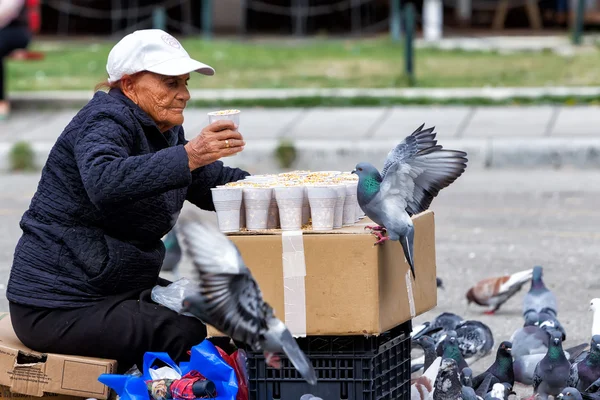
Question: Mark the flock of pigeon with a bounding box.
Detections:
[410,266,600,400]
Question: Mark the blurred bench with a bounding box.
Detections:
[8,49,44,61]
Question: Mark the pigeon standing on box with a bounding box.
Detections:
[352,124,468,279]
[523,265,558,317]
[176,212,317,386]
[465,268,533,315]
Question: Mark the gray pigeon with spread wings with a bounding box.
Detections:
[352,124,468,279]
[177,212,317,385]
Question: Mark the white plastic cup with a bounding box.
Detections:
[242,187,272,230]
[307,186,337,231]
[302,186,311,225]
[343,183,358,226]
[210,187,243,233]
[208,109,241,157]
[267,191,280,229]
[208,109,241,127]
[273,186,305,231]
[332,185,346,229]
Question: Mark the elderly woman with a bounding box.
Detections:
[6,29,249,372]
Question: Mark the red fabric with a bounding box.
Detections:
[169,371,206,400]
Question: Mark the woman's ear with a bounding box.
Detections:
[120,74,139,105]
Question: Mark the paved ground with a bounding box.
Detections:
[1,104,600,173]
[0,168,597,399]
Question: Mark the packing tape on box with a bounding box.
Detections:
[405,270,416,318]
[281,230,307,337]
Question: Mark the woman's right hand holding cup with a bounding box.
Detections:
[184,120,245,170]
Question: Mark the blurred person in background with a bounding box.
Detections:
[5,29,250,372]
[0,0,31,119]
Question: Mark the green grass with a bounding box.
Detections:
[7,37,600,92]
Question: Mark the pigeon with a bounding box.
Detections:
[510,311,550,358]
[523,265,558,317]
[537,307,567,341]
[433,358,464,400]
[454,320,495,364]
[514,353,545,385]
[411,357,443,400]
[590,299,600,337]
[484,383,513,400]
[411,335,439,375]
[465,268,533,315]
[161,229,182,276]
[430,312,465,342]
[475,373,500,398]
[352,123,468,279]
[514,336,586,385]
[437,330,469,372]
[472,341,514,391]
[558,388,584,400]
[176,212,317,385]
[461,368,482,400]
[568,335,600,392]
[532,330,572,400]
[437,277,445,289]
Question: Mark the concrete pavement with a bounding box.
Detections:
[1,104,599,172]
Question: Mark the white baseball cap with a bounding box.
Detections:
[106,29,215,83]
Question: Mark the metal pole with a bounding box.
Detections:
[572,0,585,45]
[404,2,415,86]
[152,6,166,31]
[239,0,248,37]
[202,0,213,40]
[294,0,306,37]
[390,0,402,41]
[351,0,362,36]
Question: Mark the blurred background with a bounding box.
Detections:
[0,4,599,391]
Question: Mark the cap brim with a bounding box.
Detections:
[146,57,215,77]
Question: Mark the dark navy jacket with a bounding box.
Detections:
[6,88,249,308]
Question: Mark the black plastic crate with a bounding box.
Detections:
[244,321,412,400]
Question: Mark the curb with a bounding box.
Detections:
[9,87,600,110]
[2,138,599,173]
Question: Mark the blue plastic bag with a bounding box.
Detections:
[98,340,239,400]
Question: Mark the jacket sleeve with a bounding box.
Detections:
[74,111,193,210]
[176,127,250,211]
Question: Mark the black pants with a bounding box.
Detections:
[9,285,208,374]
[0,26,31,101]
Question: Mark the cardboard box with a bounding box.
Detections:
[0,386,81,400]
[0,313,116,399]
[207,210,438,337]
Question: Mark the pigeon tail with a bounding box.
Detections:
[278,326,317,385]
[401,229,416,279]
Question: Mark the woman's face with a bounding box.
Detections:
[122,72,191,132]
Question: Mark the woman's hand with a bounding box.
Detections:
[184,120,245,170]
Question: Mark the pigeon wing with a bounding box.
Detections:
[568,362,580,389]
[177,212,274,348]
[381,123,430,178]
[379,125,468,217]
[194,272,273,348]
